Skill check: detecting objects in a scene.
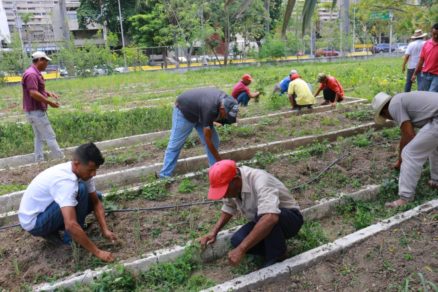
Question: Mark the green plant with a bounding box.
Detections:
[88,265,137,291]
[253,151,277,168]
[140,181,169,201]
[352,134,371,147]
[178,178,197,194]
[288,221,329,256]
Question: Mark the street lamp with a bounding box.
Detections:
[117,0,127,70]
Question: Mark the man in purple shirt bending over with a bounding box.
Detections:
[22,51,64,162]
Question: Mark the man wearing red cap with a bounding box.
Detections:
[231,74,260,106]
[199,160,303,267]
[287,73,316,111]
[314,73,344,106]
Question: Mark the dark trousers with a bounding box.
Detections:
[290,94,313,109]
[237,92,250,106]
[404,69,423,92]
[29,182,100,242]
[230,208,303,264]
[323,88,337,102]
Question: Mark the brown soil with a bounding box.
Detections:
[0,104,372,187]
[256,210,438,292]
[0,132,398,290]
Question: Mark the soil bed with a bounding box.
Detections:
[0,104,371,188]
[256,209,438,292]
[0,130,405,290]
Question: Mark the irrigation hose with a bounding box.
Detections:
[0,200,219,232]
[290,152,351,191]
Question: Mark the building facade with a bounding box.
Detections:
[2,0,104,51]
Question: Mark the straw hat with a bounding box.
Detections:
[372,92,392,124]
[411,29,427,39]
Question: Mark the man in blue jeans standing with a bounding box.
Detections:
[412,23,438,92]
[18,143,117,262]
[199,160,303,268]
[159,88,239,178]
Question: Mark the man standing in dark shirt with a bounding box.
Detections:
[22,51,64,162]
[159,88,239,178]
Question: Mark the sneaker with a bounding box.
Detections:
[43,232,63,245]
[428,179,438,190]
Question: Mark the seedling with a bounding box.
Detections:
[178,178,197,193]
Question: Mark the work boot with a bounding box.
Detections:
[428,179,438,190]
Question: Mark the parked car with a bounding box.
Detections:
[59,67,68,77]
[372,43,396,53]
[315,49,339,57]
[395,43,408,53]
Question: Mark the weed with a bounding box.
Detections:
[288,221,329,256]
[140,181,169,201]
[154,137,170,150]
[381,127,400,140]
[252,151,277,168]
[352,134,371,147]
[231,255,263,275]
[403,253,413,261]
[12,259,20,277]
[88,265,137,291]
[178,178,197,193]
[345,109,373,121]
[320,116,341,126]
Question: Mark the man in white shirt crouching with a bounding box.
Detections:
[18,142,117,262]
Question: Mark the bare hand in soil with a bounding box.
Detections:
[102,229,117,243]
[199,233,216,249]
[393,159,401,170]
[228,247,245,266]
[96,250,115,262]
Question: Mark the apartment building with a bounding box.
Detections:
[2,0,103,51]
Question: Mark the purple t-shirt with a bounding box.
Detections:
[22,65,48,112]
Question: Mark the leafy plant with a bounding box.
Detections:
[253,151,277,168]
[178,178,197,194]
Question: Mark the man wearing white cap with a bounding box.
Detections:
[22,51,63,162]
[273,69,298,95]
[402,29,426,92]
[199,160,303,267]
[372,91,438,207]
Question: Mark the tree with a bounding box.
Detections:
[0,33,28,74]
[77,0,141,46]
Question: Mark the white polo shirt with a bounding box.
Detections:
[18,162,96,231]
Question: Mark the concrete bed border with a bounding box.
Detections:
[0,119,392,217]
[0,97,366,170]
[0,141,335,225]
[203,199,438,292]
[33,184,382,291]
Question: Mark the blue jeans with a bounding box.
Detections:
[405,69,422,92]
[29,182,101,243]
[237,92,250,106]
[159,107,220,178]
[230,208,303,266]
[420,72,438,92]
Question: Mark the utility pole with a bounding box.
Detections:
[117,0,127,70]
[389,10,393,56]
[352,0,356,52]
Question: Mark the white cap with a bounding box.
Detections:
[31,51,52,61]
[290,69,298,75]
[372,92,392,125]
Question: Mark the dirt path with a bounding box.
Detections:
[0,105,372,187]
[256,210,438,292]
[0,131,400,290]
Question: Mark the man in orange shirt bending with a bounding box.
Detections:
[314,73,344,106]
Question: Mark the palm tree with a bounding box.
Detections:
[281,0,337,38]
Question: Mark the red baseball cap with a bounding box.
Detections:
[242,74,253,82]
[290,73,300,80]
[208,160,237,200]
